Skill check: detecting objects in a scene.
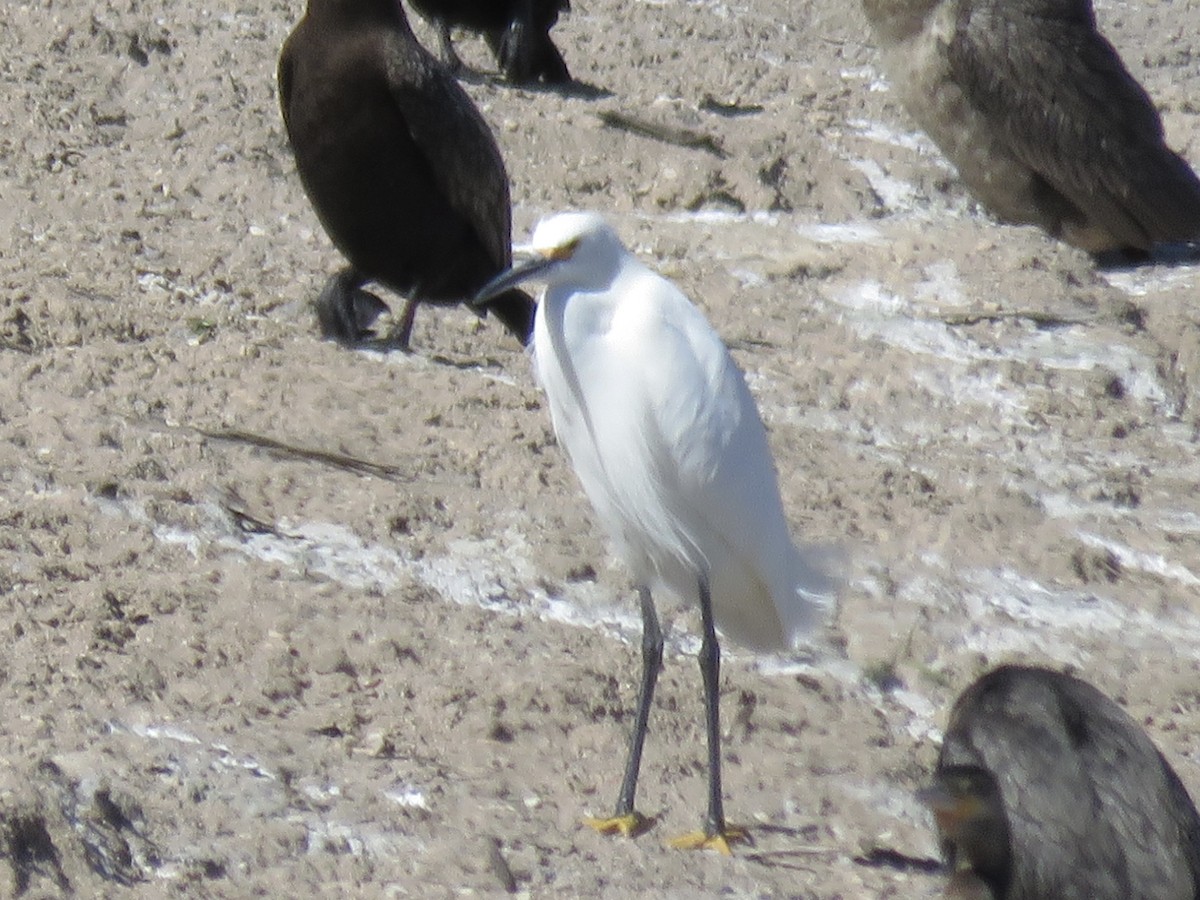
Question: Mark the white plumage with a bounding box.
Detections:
[529,211,832,650]
[475,210,836,851]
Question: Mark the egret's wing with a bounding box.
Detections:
[648,303,779,533]
[540,266,829,648]
[380,32,514,267]
[948,0,1200,245]
[637,284,836,648]
[616,274,793,579]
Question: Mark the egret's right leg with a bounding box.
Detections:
[668,576,747,854]
[585,586,662,838]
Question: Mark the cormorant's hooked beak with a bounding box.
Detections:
[915,782,958,816]
[473,246,556,310]
[916,768,996,834]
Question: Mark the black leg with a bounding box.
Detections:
[497,0,534,82]
[697,575,726,839]
[385,296,419,351]
[585,586,661,838]
[615,586,663,817]
[667,574,742,851]
[435,20,465,74]
[314,266,389,346]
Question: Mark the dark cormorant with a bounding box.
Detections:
[278,0,535,350]
[922,664,1200,898]
[408,0,571,84]
[862,0,1200,260]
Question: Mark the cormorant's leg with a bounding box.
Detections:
[584,586,662,838]
[435,20,465,74]
[314,267,389,346]
[668,575,746,854]
[531,34,570,84]
[384,296,419,351]
[496,0,537,82]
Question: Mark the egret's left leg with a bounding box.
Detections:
[585,586,661,838]
[668,576,747,854]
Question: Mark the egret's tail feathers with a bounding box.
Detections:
[777,543,841,650]
[706,542,842,653]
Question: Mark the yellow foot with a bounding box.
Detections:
[667,827,749,855]
[583,811,653,838]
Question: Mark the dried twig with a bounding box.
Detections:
[935,309,1088,328]
[597,109,726,158]
[195,427,408,482]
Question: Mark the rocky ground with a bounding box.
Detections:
[1,0,1200,896]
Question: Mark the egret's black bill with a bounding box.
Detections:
[473,256,555,309]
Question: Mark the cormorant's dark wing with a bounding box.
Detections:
[947,0,1200,248]
[381,36,514,268]
[1064,681,1200,900]
[1158,751,1200,899]
[941,668,1128,898]
[942,666,1200,899]
[277,31,297,135]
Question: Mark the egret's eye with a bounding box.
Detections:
[548,237,581,261]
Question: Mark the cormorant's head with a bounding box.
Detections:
[919,765,1012,898]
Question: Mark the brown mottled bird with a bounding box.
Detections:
[408,0,571,84]
[921,664,1200,899]
[862,0,1200,260]
[278,0,535,350]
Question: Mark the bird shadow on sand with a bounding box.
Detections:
[736,824,839,872]
[346,337,514,372]
[1093,241,1200,270]
[851,845,944,874]
[455,67,613,99]
[425,351,515,370]
[311,287,526,367]
[516,76,613,100]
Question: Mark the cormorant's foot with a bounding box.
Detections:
[434,23,466,74]
[497,21,533,83]
[448,63,491,85]
[338,296,418,353]
[583,811,654,839]
[314,273,390,346]
[667,826,749,855]
[374,297,418,351]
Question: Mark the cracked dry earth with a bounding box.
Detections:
[2,0,1200,896]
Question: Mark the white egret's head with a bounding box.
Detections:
[474,212,626,308]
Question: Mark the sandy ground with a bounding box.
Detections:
[2,0,1200,895]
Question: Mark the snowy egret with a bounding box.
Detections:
[408,0,571,84]
[923,664,1200,898]
[278,0,535,350]
[862,0,1200,260]
[475,212,836,852]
